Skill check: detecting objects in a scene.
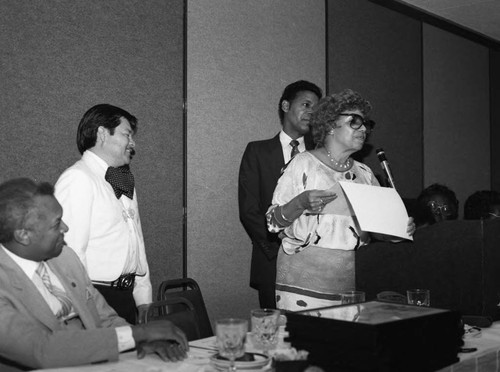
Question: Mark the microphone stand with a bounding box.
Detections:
[376,148,396,189]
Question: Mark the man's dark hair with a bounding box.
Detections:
[0,178,54,243]
[76,104,138,154]
[417,183,458,207]
[464,190,500,220]
[278,80,322,123]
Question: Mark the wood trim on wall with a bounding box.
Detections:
[368,0,500,51]
[491,49,500,191]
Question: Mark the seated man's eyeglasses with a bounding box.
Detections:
[338,113,375,134]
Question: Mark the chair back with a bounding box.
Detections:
[157,278,213,338]
[143,297,201,341]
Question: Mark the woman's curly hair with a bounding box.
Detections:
[310,89,372,148]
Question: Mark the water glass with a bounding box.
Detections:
[341,290,366,304]
[216,318,248,371]
[407,289,430,306]
[251,308,280,355]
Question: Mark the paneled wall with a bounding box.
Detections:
[0,0,184,293]
[489,50,500,191]
[1,0,498,327]
[327,0,493,210]
[186,0,326,321]
[423,24,490,210]
[327,0,423,199]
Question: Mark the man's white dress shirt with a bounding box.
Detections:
[279,130,306,165]
[55,150,152,306]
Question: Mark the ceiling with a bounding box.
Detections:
[378,0,500,46]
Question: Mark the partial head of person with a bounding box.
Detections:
[77,104,138,167]
[0,178,68,262]
[464,190,500,220]
[310,88,375,150]
[278,80,322,139]
[416,183,459,225]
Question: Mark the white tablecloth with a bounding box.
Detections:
[438,322,500,372]
[33,333,281,372]
[33,348,214,372]
[33,322,500,372]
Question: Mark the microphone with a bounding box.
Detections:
[376,148,396,189]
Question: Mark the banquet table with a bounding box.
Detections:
[33,334,278,372]
[33,337,225,372]
[32,322,500,372]
[437,322,500,372]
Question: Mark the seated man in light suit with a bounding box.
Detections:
[0,178,188,371]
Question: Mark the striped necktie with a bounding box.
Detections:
[36,262,73,319]
[290,140,300,159]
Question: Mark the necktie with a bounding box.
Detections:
[36,262,73,319]
[290,140,300,159]
[105,164,135,199]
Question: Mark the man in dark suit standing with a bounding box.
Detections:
[238,80,322,308]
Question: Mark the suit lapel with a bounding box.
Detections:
[47,258,97,329]
[0,249,61,330]
[268,134,285,177]
[304,133,315,150]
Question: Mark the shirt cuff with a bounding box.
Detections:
[115,326,136,352]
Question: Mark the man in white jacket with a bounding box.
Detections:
[55,103,152,324]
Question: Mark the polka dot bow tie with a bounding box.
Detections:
[105,165,135,200]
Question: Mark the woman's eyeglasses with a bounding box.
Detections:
[338,113,375,133]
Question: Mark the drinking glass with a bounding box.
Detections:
[341,290,366,304]
[215,318,248,371]
[407,289,430,306]
[250,308,280,355]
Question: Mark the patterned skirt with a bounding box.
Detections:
[275,246,355,312]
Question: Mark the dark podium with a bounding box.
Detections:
[356,219,500,318]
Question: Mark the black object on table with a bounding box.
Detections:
[285,301,463,372]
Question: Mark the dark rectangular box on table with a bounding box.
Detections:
[285,301,462,372]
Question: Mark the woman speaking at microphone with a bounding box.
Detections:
[267,89,415,311]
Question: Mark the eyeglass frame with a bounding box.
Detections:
[338,113,375,133]
[426,200,456,216]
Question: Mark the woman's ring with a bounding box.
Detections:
[320,198,324,205]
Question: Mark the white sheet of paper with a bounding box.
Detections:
[338,182,412,241]
[319,182,353,216]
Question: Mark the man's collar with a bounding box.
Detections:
[0,244,39,279]
[279,130,304,146]
[84,150,110,169]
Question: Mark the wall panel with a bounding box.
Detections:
[187,0,325,321]
[423,24,490,212]
[491,50,500,192]
[327,0,423,199]
[0,0,184,294]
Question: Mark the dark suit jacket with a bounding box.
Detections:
[0,246,129,370]
[238,133,314,289]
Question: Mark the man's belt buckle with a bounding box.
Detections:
[112,273,136,289]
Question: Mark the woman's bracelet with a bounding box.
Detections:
[279,205,294,223]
